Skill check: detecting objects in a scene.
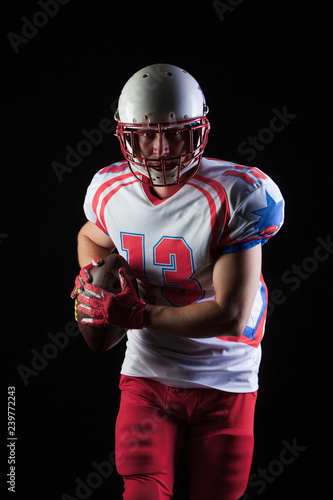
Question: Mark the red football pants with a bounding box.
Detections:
[115,375,257,500]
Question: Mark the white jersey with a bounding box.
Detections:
[83,157,285,392]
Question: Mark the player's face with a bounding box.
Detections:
[136,129,191,168]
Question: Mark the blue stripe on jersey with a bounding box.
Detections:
[242,280,267,340]
[218,239,267,255]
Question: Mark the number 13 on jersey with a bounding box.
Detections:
[121,232,204,306]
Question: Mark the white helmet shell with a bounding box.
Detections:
[115,63,209,125]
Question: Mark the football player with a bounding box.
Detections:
[72,63,285,500]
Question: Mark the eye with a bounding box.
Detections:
[165,131,181,139]
[143,133,154,138]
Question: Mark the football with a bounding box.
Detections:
[76,253,139,352]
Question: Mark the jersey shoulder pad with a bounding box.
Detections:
[205,160,285,253]
[97,161,129,177]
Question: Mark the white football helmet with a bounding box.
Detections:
[115,63,210,186]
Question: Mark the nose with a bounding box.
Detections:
[153,133,169,156]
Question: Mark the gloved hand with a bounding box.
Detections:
[76,267,147,329]
[71,258,103,299]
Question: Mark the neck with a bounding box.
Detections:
[150,184,184,199]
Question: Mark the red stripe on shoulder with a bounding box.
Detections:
[92,172,134,218]
[190,174,230,250]
[99,178,139,232]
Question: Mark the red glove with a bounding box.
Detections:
[71,258,103,299]
[76,267,147,329]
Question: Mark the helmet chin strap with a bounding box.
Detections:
[129,156,200,187]
[148,165,179,185]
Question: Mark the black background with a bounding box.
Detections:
[2,1,332,499]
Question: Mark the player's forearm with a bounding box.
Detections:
[144,300,246,338]
[77,234,112,268]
